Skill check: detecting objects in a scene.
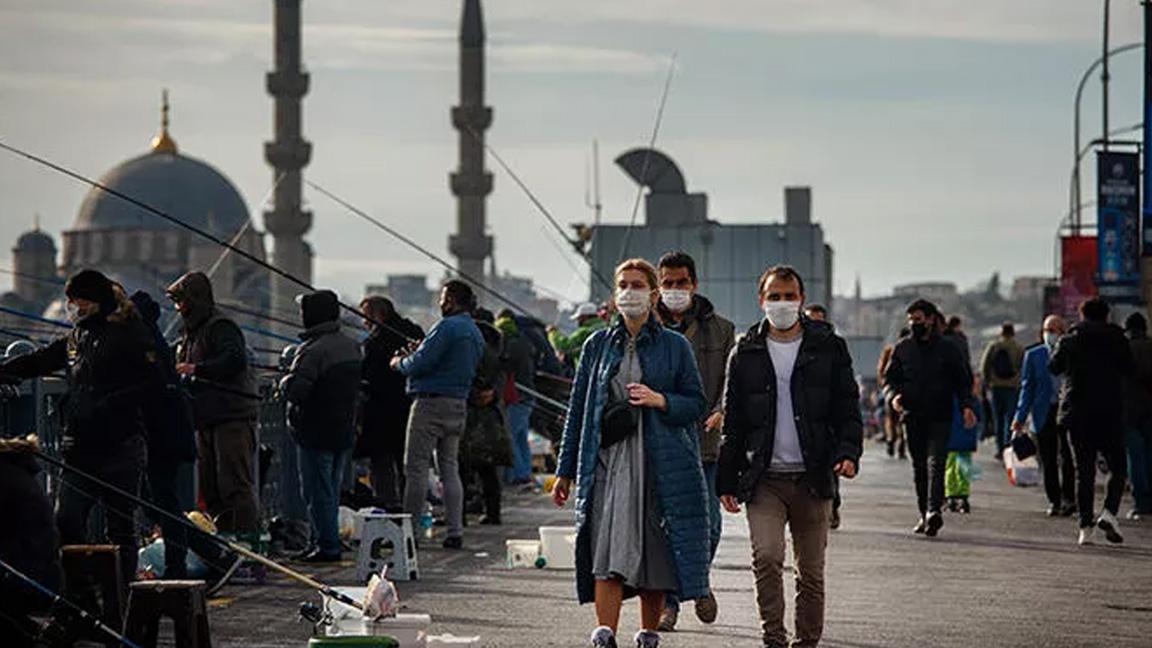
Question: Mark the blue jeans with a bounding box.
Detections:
[666,461,721,611]
[298,446,350,555]
[506,402,534,482]
[1127,420,1152,513]
[991,387,1020,452]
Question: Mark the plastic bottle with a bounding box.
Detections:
[420,506,434,540]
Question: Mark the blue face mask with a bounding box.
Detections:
[1043,332,1060,349]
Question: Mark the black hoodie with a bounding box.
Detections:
[1050,320,1132,430]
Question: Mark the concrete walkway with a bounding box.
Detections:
[205,439,1152,647]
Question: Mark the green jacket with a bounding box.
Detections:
[980,336,1024,389]
[548,318,607,365]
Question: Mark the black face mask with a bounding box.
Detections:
[911,322,930,339]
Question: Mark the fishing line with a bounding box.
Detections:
[618,53,678,263]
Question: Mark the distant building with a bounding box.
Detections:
[365,274,437,329]
[586,148,833,330]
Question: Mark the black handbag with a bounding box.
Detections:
[600,397,639,449]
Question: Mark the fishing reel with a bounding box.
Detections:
[299,600,334,635]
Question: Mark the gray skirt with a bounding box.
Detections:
[587,426,677,595]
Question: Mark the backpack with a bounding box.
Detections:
[991,346,1015,380]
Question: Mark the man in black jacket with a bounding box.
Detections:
[1050,298,1132,545]
[168,271,261,535]
[131,290,198,578]
[0,269,160,590]
[717,265,862,648]
[883,299,976,538]
[280,290,362,562]
[358,295,424,511]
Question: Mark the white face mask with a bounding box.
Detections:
[660,289,692,314]
[65,302,81,323]
[763,300,801,330]
[1043,332,1060,349]
[615,288,651,320]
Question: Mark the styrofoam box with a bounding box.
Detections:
[538,526,577,570]
[505,539,541,568]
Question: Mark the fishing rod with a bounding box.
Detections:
[31,447,365,612]
[470,130,612,292]
[0,304,70,329]
[217,301,302,330]
[618,53,678,263]
[0,267,66,286]
[0,557,144,648]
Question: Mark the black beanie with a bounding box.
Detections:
[300,290,340,329]
[65,269,116,311]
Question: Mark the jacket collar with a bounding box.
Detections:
[608,314,663,348]
[300,319,340,341]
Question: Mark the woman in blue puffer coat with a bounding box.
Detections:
[552,258,710,648]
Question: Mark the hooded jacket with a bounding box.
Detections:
[716,319,863,502]
[358,313,425,457]
[280,293,363,451]
[0,293,159,455]
[657,293,735,462]
[1050,320,1131,430]
[168,272,258,429]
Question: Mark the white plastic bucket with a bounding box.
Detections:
[538,526,577,570]
[505,539,541,569]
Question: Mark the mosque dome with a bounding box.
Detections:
[71,91,249,239]
[14,227,56,254]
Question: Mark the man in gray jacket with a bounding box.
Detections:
[280,290,362,563]
[655,251,735,631]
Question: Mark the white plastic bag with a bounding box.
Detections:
[1004,447,1040,487]
[363,566,399,620]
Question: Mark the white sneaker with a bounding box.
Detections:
[1077,527,1095,545]
[1097,510,1124,544]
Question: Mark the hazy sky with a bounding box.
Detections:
[0,0,1144,303]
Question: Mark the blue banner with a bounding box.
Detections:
[1096,151,1141,301]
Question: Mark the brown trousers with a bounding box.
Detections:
[746,475,831,648]
[197,419,259,533]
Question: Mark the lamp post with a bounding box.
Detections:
[1071,42,1140,233]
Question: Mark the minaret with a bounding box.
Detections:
[264,0,312,325]
[449,0,493,289]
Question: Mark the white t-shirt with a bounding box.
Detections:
[768,337,805,471]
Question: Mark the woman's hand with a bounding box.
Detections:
[626,383,667,410]
[720,495,741,514]
[551,476,571,507]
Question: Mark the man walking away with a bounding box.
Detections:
[1123,313,1152,520]
[280,290,362,562]
[168,271,260,534]
[131,289,198,578]
[461,308,512,524]
[1011,315,1076,517]
[655,251,735,631]
[884,299,976,538]
[548,302,606,369]
[717,265,862,648]
[877,328,910,460]
[495,309,537,486]
[981,322,1024,460]
[393,280,485,549]
[943,316,971,366]
[1050,298,1131,545]
[358,295,425,511]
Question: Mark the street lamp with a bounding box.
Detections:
[1071,42,1140,232]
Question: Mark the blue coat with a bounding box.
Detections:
[556,318,710,604]
[397,312,484,399]
[1013,344,1055,432]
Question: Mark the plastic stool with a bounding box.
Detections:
[60,544,125,647]
[122,580,212,648]
[355,513,419,583]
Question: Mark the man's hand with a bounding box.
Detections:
[834,459,858,479]
[891,394,905,414]
[551,476,571,507]
[720,495,741,514]
[475,389,495,407]
[962,407,977,430]
[1010,420,1024,436]
[175,363,196,377]
[627,383,667,411]
[389,356,403,371]
[704,411,724,432]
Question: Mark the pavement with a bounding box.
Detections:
[199,438,1152,647]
